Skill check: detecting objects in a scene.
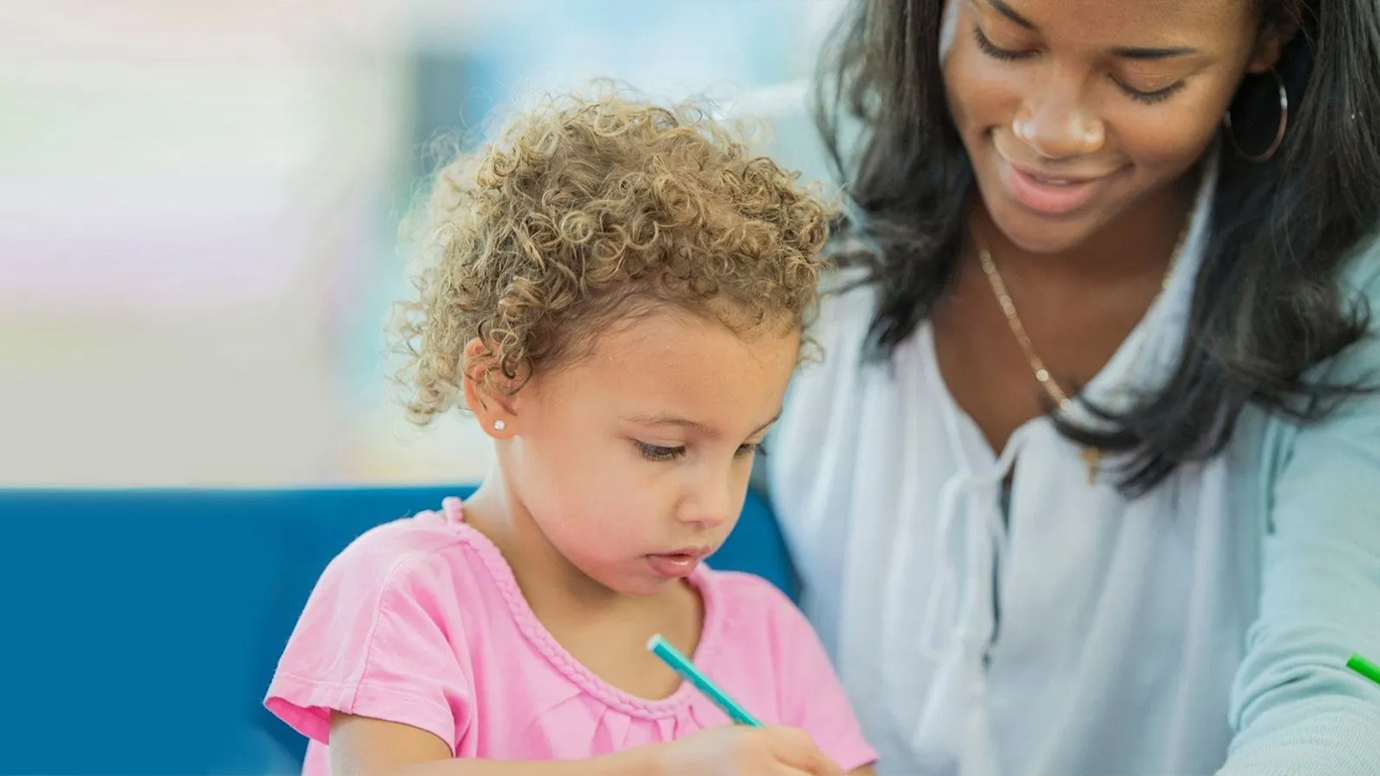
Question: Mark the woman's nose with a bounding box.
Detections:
[1013,84,1105,159]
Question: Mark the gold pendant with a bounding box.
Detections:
[1081,446,1101,485]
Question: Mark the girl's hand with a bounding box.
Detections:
[650,724,845,776]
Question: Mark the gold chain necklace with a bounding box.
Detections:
[974,218,1190,485]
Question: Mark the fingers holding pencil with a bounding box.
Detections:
[644,633,845,775]
[652,725,844,776]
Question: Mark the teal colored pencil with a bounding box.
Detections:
[1347,653,1380,686]
[647,634,764,727]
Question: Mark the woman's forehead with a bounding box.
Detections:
[962,0,1255,43]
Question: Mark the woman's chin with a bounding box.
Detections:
[984,199,1104,255]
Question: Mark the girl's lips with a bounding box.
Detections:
[646,550,708,578]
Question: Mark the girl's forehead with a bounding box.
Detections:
[536,309,800,421]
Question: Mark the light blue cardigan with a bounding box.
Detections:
[1214,233,1380,774]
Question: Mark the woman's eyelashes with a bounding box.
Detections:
[1115,78,1186,105]
[973,25,1033,61]
[973,25,1187,105]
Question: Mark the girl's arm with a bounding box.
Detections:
[328,711,847,776]
[329,712,650,776]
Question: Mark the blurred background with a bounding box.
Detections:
[0,0,847,488]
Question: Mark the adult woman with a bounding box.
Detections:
[765,0,1380,773]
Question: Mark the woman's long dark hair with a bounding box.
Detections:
[816,0,1380,493]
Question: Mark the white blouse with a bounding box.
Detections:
[766,156,1274,775]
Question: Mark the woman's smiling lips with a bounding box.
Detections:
[999,156,1118,216]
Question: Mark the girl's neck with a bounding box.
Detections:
[462,473,705,702]
[461,474,668,622]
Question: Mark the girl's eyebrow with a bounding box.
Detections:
[624,414,711,433]
[752,412,783,435]
[623,411,782,436]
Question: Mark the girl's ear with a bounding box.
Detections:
[461,338,519,439]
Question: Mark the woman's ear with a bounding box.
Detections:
[1246,16,1299,74]
[461,338,519,440]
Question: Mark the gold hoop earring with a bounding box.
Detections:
[1224,67,1288,163]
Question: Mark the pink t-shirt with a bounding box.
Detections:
[264,497,876,774]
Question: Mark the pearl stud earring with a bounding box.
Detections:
[493,419,506,432]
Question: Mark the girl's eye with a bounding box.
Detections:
[637,442,686,462]
[1115,79,1186,105]
[973,26,1035,62]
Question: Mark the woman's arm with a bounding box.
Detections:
[1217,244,1380,775]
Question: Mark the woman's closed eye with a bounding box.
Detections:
[974,25,1187,105]
[973,25,1035,61]
[1114,77,1186,105]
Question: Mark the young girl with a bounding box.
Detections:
[264,91,877,776]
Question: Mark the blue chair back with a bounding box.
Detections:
[0,486,791,775]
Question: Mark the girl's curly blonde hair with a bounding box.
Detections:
[391,89,833,425]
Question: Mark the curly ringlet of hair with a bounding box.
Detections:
[390,89,834,426]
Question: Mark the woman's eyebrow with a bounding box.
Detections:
[986,0,1200,60]
[1111,45,1199,60]
[988,0,1036,30]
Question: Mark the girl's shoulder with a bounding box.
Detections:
[323,500,483,582]
[307,498,511,629]
[701,568,816,648]
[266,500,510,746]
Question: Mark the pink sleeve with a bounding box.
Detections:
[770,592,878,772]
[264,533,473,754]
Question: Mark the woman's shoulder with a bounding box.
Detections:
[793,269,887,395]
[776,274,874,431]
[812,268,878,349]
[1244,229,1380,485]
[1312,229,1380,385]
[1341,228,1380,303]
[766,273,890,519]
